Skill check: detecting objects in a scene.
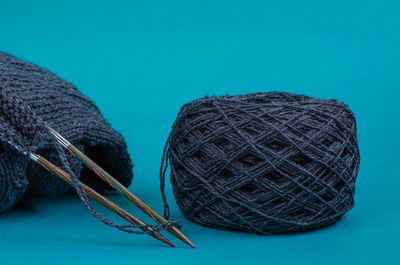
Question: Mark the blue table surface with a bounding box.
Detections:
[0,1,399,264]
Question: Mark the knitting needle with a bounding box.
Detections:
[48,127,195,248]
[28,152,175,247]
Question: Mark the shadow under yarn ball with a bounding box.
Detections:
[167,92,360,234]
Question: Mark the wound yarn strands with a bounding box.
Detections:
[161,92,360,234]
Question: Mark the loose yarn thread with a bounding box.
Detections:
[0,52,179,233]
[161,92,360,234]
[2,85,180,234]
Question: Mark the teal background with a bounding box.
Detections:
[0,1,399,264]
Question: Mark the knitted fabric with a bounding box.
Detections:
[0,52,133,213]
[161,92,360,234]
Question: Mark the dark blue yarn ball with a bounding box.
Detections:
[166,92,360,234]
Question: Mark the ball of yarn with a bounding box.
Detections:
[166,92,360,234]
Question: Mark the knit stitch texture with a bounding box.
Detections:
[0,52,133,213]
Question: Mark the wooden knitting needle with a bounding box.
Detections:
[28,153,175,247]
[48,127,195,248]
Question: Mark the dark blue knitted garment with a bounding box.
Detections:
[0,52,133,213]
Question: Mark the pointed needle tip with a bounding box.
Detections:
[166,241,176,248]
[170,226,195,248]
